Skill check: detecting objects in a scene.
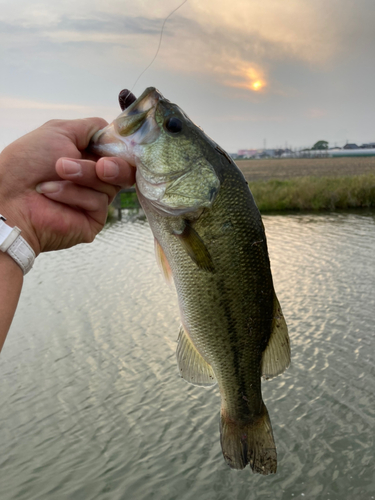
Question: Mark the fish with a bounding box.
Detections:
[90,87,291,474]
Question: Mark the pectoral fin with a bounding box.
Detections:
[173,221,214,272]
[176,326,217,386]
[261,293,291,380]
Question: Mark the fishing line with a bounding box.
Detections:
[122,0,188,108]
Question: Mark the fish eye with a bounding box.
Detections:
[164,117,183,134]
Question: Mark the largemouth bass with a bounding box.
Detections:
[90,88,291,474]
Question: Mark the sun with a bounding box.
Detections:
[251,80,263,91]
[244,66,266,92]
[224,63,267,92]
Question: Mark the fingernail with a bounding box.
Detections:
[36,182,61,194]
[62,159,81,176]
[103,160,119,178]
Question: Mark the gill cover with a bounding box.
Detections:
[137,157,220,216]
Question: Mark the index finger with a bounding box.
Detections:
[49,117,109,151]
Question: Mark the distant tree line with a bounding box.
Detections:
[312,140,328,150]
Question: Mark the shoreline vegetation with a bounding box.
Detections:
[109,157,375,216]
[250,173,375,211]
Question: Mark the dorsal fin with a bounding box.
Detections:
[176,326,217,386]
[261,293,291,380]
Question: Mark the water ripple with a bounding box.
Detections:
[1,210,374,499]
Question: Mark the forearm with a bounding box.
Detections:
[0,252,23,352]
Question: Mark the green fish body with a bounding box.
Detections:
[90,88,290,474]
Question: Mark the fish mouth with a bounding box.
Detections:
[90,87,163,158]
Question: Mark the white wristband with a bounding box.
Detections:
[0,215,35,275]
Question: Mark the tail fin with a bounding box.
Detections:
[220,404,277,474]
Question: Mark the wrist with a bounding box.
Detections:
[0,246,24,276]
[0,245,24,352]
[0,201,40,256]
[0,153,41,257]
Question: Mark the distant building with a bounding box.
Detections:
[255,149,275,158]
[274,149,285,157]
[237,149,258,158]
[234,141,375,158]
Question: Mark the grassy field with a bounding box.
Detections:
[237,156,375,182]
[236,157,375,211]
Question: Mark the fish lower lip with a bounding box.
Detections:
[91,129,104,144]
[90,130,106,148]
[91,124,116,145]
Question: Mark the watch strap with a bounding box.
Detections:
[0,224,21,252]
[0,216,35,275]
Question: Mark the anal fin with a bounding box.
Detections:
[176,326,217,387]
[261,292,291,380]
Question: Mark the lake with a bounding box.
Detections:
[0,210,374,500]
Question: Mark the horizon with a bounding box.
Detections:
[233,139,375,155]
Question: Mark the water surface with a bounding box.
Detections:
[1,211,374,500]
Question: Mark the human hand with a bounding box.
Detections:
[0,118,135,256]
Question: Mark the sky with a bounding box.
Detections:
[1,0,374,152]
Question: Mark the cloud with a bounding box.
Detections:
[0,96,118,120]
[0,15,163,45]
[0,96,92,110]
[0,96,118,150]
[2,0,374,95]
